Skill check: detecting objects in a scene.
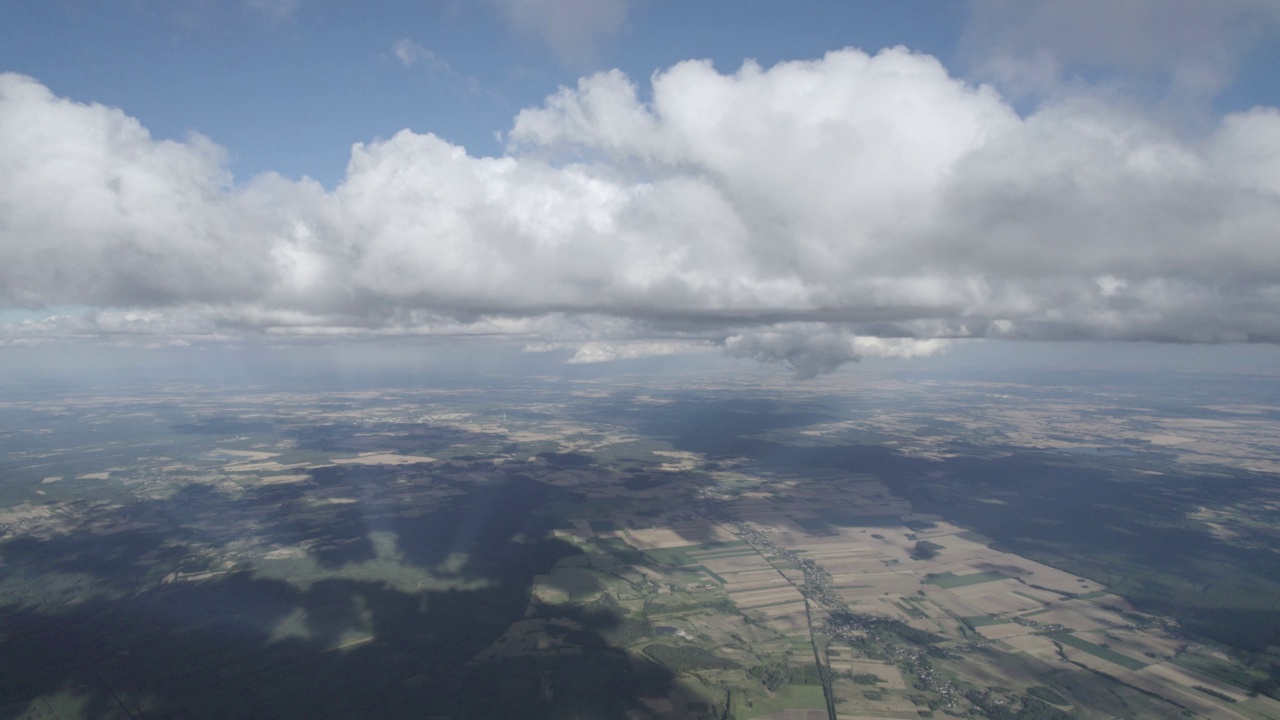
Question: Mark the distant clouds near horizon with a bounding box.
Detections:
[1,1,1279,377]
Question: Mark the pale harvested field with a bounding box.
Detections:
[750,601,808,617]
[0,503,56,524]
[1033,603,1130,632]
[913,527,970,542]
[1137,662,1250,703]
[1241,693,1280,718]
[951,588,1043,615]
[785,531,866,545]
[854,530,922,558]
[1008,586,1063,604]
[718,568,783,584]
[831,690,921,720]
[795,549,881,564]
[732,591,798,607]
[1101,628,1183,659]
[843,659,908,690]
[926,532,991,550]
[1108,666,1251,720]
[1017,566,1105,594]
[727,571,793,589]
[753,610,809,634]
[331,453,436,466]
[1141,434,1195,446]
[258,474,312,485]
[729,587,805,608]
[735,498,786,512]
[1001,633,1061,660]
[223,460,306,472]
[623,524,738,549]
[1090,592,1137,613]
[845,597,915,623]
[75,471,111,480]
[701,555,777,573]
[834,572,921,597]
[976,622,1034,641]
[834,709,922,719]
[766,528,832,547]
[910,548,997,569]
[638,697,674,714]
[790,541,879,555]
[925,550,1104,596]
[913,616,957,637]
[504,431,561,443]
[262,546,308,560]
[530,575,574,605]
[1161,418,1242,429]
[824,576,885,594]
[914,536,992,556]
[722,577,797,593]
[215,449,278,460]
[788,536,879,552]
[823,558,898,574]
[1054,643,1143,674]
[751,519,818,536]
[920,558,1014,578]
[919,589,985,618]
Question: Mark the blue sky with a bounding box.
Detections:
[5,1,1275,186]
[1,2,973,185]
[2,1,1280,377]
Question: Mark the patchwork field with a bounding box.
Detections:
[3,375,1278,720]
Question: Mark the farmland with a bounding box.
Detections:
[1,368,1278,718]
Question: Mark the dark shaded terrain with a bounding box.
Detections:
[0,460,673,719]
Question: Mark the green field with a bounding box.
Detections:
[1051,633,1148,671]
[794,513,903,530]
[925,571,1007,588]
[689,547,761,561]
[645,540,748,566]
[689,565,728,584]
[1169,653,1269,691]
[737,684,828,719]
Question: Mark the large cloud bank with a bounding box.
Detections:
[2,47,1279,373]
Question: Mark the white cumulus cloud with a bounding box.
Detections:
[391,39,450,72]
[2,45,1280,375]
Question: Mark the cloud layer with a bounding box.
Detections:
[963,0,1280,106]
[2,46,1279,373]
[488,0,628,68]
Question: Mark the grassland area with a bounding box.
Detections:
[1,370,1278,720]
[924,571,1007,588]
[1050,633,1150,671]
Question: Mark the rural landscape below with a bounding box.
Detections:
[2,364,1278,719]
[4,2,1280,718]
